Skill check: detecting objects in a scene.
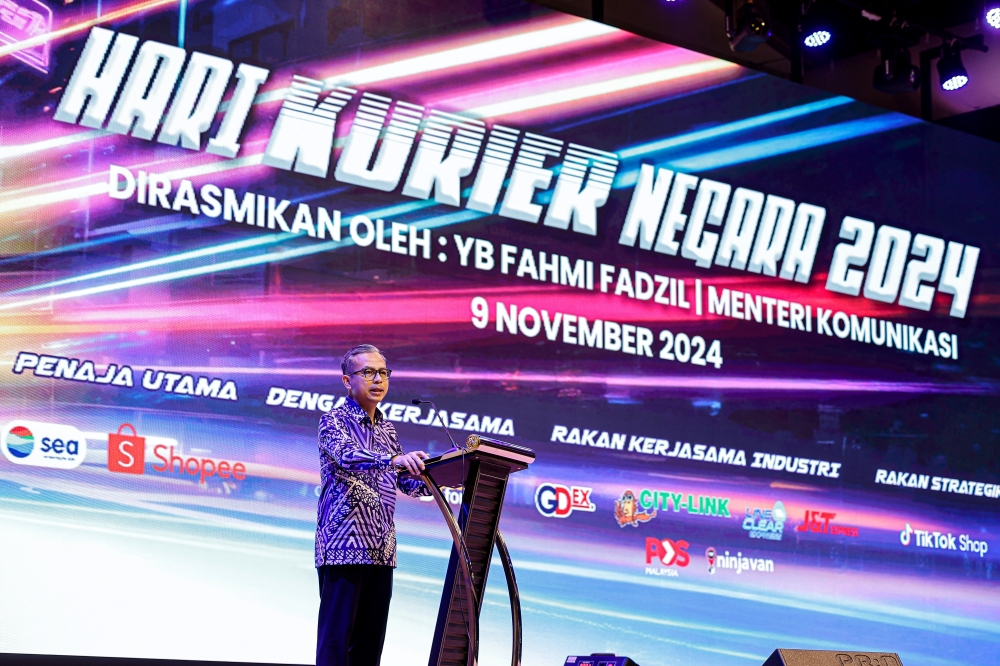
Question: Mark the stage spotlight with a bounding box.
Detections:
[873,47,919,93]
[726,0,772,53]
[937,42,969,91]
[803,30,831,48]
[987,7,1000,29]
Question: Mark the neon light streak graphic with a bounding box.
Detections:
[667,114,922,171]
[0,153,265,214]
[14,234,286,293]
[616,96,854,159]
[326,20,618,89]
[0,0,183,60]
[0,210,485,311]
[113,365,995,395]
[465,58,740,119]
[0,18,619,162]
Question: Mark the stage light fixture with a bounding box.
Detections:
[937,42,969,91]
[873,46,919,94]
[803,29,831,48]
[726,0,772,53]
[987,7,1000,29]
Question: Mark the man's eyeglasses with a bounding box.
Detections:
[350,367,392,381]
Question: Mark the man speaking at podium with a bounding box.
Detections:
[315,344,430,666]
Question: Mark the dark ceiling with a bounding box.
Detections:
[531,0,1000,144]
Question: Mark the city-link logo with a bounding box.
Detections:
[634,489,731,518]
[900,523,988,557]
[615,489,656,527]
[534,483,596,518]
[742,500,786,541]
[796,510,860,537]
[644,536,690,577]
[1,420,87,469]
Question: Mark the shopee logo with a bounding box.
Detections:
[106,423,246,483]
[151,444,246,483]
[107,423,144,474]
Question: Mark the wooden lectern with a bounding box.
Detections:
[409,434,535,666]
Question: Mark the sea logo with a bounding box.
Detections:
[742,500,786,541]
[615,489,656,527]
[0,420,87,469]
[644,537,690,577]
[5,425,34,458]
[534,483,596,518]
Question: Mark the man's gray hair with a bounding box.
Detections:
[341,344,386,375]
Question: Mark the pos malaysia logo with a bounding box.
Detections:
[644,537,690,577]
[1,420,87,469]
[535,483,596,518]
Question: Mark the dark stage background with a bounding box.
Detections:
[0,0,997,664]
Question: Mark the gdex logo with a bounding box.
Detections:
[535,483,596,518]
[644,537,690,567]
[107,423,144,474]
[1,420,87,469]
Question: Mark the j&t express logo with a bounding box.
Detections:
[106,423,246,483]
[796,510,859,537]
[535,483,596,518]
[1,420,87,469]
[743,500,787,541]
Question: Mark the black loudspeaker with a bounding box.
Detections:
[763,649,904,666]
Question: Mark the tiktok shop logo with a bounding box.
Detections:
[900,523,989,557]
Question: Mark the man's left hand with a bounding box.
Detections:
[394,451,429,475]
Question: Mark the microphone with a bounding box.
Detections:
[412,398,459,450]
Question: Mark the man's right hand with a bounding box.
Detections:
[393,451,429,475]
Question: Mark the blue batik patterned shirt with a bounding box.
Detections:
[315,397,428,567]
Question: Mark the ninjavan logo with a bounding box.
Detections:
[1,420,87,469]
[534,483,596,518]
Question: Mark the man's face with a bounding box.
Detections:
[342,352,389,404]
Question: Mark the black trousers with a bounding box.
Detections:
[316,564,394,666]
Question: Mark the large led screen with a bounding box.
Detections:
[0,1,997,665]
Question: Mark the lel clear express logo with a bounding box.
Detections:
[1,420,87,469]
[107,423,246,483]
